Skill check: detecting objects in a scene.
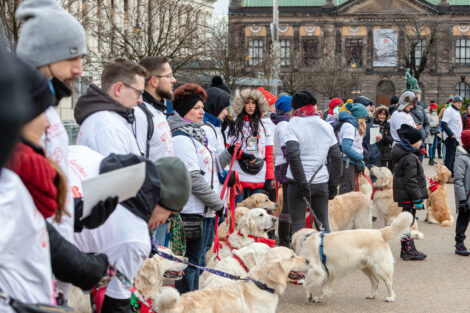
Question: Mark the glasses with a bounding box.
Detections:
[154,73,174,79]
[122,82,144,97]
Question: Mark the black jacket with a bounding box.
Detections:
[392,141,428,203]
[374,119,393,161]
[362,116,381,167]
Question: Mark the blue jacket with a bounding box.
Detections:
[336,111,364,164]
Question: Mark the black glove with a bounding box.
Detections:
[227,145,256,161]
[459,200,469,213]
[328,185,337,200]
[264,179,273,193]
[74,196,119,232]
[299,183,311,200]
[227,171,237,188]
[216,206,225,218]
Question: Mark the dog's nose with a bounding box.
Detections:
[306,259,310,265]
[272,217,277,222]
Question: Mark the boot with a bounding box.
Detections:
[429,158,435,166]
[278,221,292,248]
[400,237,427,261]
[455,242,470,256]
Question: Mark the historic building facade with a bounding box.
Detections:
[229,0,470,106]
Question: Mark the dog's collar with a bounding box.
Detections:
[248,278,276,294]
[226,232,276,251]
[371,186,392,200]
[318,232,329,276]
[301,230,316,248]
[232,253,250,273]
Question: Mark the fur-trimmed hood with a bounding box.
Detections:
[231,88,270,117]
[373,105,389,119]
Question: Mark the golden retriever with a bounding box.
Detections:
[239,193,277,211]
[426,163,453,227]
[207,208,277,267]
[357,167,373,198]
[153,247,310,313]
[328,191,373,231]
[200,243,270,289]
[370,166,423,239]
[217,206,249,241]
[67,247,187,313]
[292,212,413,303]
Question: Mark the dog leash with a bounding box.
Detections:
[151,240,275,294]
[303,165,325,231]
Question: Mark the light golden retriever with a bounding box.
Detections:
[153,247,310,313]
[200,243,270,289]
[292,212,413,303]
[238,193,277,211]
[217,206,249,241]
[68,247,187,313]
[358,167,373,198]
[371,166,423,239]
[328,191,373,231]
[426,163,453,227]
[207,208,277,267]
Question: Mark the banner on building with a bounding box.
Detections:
[373,29,398,67]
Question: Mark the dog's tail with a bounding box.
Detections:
[381,212,413,242]
[153,287,180,312]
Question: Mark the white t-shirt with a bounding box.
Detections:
[134,103,174,161]
[441,106,463,141]
[69,146,151,300]
[173,134,220,216]
[0,169,53,310]
[44,107,75,244]
[390,111,416,143]
[338,122,363,159]
[226,120,274,183]
[76,111,142,157]
[284,116,337,184]
[274,121,289,166]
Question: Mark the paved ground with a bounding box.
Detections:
[278,161,470,313]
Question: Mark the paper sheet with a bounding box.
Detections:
[370,125,380,145]
[81,162,146,219]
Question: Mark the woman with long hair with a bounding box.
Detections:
[227,88,274,202]
[373,105,393,172]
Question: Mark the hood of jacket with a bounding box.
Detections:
[373,105,389,120]
[204,87,230,118]
[338,110,358,128]
[99,153,160,222]
[143,90,166,113]
[392,139,418,160]
[167,112,190,131]
[457,145,470,158]
[74,84,134,125]
[231,88,269,117]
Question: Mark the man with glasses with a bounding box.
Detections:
[75,58,147,156]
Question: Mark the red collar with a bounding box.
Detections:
[232,253,250,272]
[371,187,392,200]
[428,179,439,192]
[237,231,276,247]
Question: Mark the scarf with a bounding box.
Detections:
[176,121,207,146]
[203,112,221,127]
[270,109,290,125]
[293,104,320,117]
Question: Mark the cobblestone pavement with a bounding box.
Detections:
[278,161,470,313]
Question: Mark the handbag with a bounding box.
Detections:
[430,127,440,135]
[180,214,204,241]
[239,158,264,175]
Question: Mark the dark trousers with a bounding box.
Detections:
[287,182,329,234]
[456,209,470,243]
[339,161,357,194]
[381,159,393,173]
[278,183,290,223]
[400,205,417,239]
[444,137,458,176]
[235,187,264,203]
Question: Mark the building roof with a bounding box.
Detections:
[241,0,468,6]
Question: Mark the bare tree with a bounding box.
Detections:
[281,50,313,95]
[1,0,23,51]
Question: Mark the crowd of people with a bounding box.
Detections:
[3,0,470,312]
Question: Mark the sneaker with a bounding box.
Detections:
[455,243,470,256]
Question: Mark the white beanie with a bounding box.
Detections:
[16,0,87,67]
[398,91,418,112]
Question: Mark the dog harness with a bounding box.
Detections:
[232,253,250,273]
[371,187,393,200]
[319,232,329,275]
[225,232,276,251]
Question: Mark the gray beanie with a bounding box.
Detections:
[154,157,191,212]
[16,0,87,67]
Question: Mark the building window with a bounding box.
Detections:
[303,39,320,65]
[280,39,291,66]
[414,39,426,66]
[248,39,264,66]
[346,38,363,67]
[456,81,470,99]
[456,38,470,66]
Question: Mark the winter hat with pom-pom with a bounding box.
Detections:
[345,102,368,119]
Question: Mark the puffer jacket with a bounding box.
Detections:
[454,146,470,210]
[363,116,381,168]
[374,119,393,161]
[392,139,428,202]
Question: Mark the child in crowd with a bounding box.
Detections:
[453,130,470,256]
[392,124,428,261]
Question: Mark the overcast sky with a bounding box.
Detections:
[214,0,229,15]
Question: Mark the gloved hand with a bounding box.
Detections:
[215,205,225,218]
[328,185,338,200]
[74,196,119,232]
[355,161,365,172]
[264,179,273,193]
[299,183,311,200]
[459,200,469,213]
[420,148,428,157]
[227,145,237,155]
[413,199,424,210]
[227,145,256,162]
[227,171,237,188]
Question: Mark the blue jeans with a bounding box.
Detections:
[151,222,168,247]
[429,136,438,159]
[235,187,264,204]
[199,217,215,271]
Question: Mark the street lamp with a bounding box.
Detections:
[133,19,142,35]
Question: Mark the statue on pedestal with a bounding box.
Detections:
[404,68,421,92]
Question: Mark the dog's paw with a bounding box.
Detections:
[313,296,326,303]
[412,230,424,240]
[384,296,395,302]
[366,293,376,299]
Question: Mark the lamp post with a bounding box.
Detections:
[270,0,280,95]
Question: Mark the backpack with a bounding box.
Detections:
[137,103,154,158]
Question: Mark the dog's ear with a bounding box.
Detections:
[265,260,289,292]
[237,215,250,236]
[134,258,159,298]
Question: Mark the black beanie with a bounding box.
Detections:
[390,95,399,105]
[398,124,422,144]
[173,94,204,118]
[354,96,375,107]
[292,90,317,110]
[204,87,230,118]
